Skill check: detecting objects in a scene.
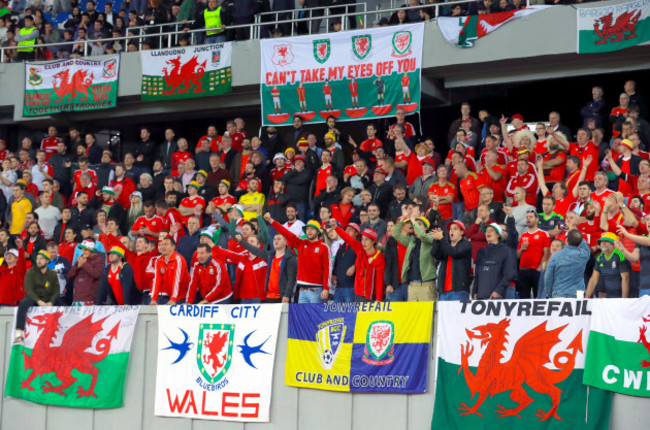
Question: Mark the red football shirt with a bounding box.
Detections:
[518,229,550,269]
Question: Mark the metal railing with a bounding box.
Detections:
[0,0,532,63]
[252,2,367,38]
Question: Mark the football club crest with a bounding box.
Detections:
[363,321,395,365]
[212,49,221,66]
[197,323,234,384]
[271,43,295,67]
[316,320,346,370]
[351,35,372,60]
[391,31,413,57]
[28,67,43,86]
[103,59,117,78]
[313,39,331,64]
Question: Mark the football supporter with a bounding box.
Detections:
[430,221,472,301]
[151,237,190,305]
[131,201,164,241]
[586,232,630,298]
[97,246,141,305]
[186,243,232,304]
[267,213,331,303]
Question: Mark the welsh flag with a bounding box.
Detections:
[583,297,650,397]
[438,7,551,47]
[432,300,612,430]
[4,306,140,408]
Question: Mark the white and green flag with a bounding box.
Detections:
[583,297,650,396]
[24,56,120,116]
[140,43,232,100]
[4,306,140,408]
[577,0,650,54]
[432,300,612,429]
[438,7,550,48]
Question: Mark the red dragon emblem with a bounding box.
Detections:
[202,331,229,376]
[21,312,120,397]
[593,10,641,45]
[637,315,650,367]
[162,55,207,95]
[52,69,94,103]
[457,318,582,421]
[272,44,294,67]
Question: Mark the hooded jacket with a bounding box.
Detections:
[474,242,518,299]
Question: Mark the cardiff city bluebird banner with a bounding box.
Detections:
[285,302,433,393]
[154,304,281,422]
[259,23,424,126]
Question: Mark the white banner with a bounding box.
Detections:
[259,23,424,126]
[154,304,282,422]
[140,43,232,100]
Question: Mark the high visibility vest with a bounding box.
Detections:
[17,27,36,52]
[204,7,223,36]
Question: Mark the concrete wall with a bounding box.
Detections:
[0,305,648,430]
[1,1,649,124]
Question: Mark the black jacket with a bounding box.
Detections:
[23,235,48,265]
[383,236,402,288]
[69,205,95,232]
[95,162,115,189]
[282,168,311,202]
[313,188,340,212]
[333,241,357,289]
[157,140,178,170]
[90,196,127,235]
[474,242,518,299]
[177,231,200,270]
[97,262,142,305]
[368,182,393,218]
[86,143,102,165]
[431,237,472,293]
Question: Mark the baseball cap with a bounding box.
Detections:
[373,168,387,176]
[361,228,378,242]
[131,191,143,200]
[421,157,435,166]
[101,186,115,195]
[273,153,286,162]
[446,220,466,232]
[346,222,361,234]
[512,113,524,121]
[4,249,18,258]
[294,154,305,162]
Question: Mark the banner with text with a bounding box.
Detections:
[577,0,650,54]
[5,306,139,408]
[432,300,612,430]
[583,297,650,396]
[24,56,119,116]
[285,302,433,393]
[260,23,424,126]
[140,43,232,101]
[154,304,281,422]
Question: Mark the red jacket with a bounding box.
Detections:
[212,247,267,300]
[272,220,331,290]
[187,257,231,303]
[111,176,136,209]
[151,252,190,302]
[103,233,159,291]
[0,248,26,305]
[335,226,385,301]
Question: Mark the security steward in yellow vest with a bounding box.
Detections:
[15,15,39,62]
[185,0,228,43]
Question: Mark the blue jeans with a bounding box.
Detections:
[439,291,470,301]
[388,283,408,302]
[640,289,650,297]
[299,287,324,303]
[505,286,518,299]
[156,296,186,305]
[240,298,262,304]
[334,287,354,303]
[206,34,227,44]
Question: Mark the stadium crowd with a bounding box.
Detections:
[1,0,600,62]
